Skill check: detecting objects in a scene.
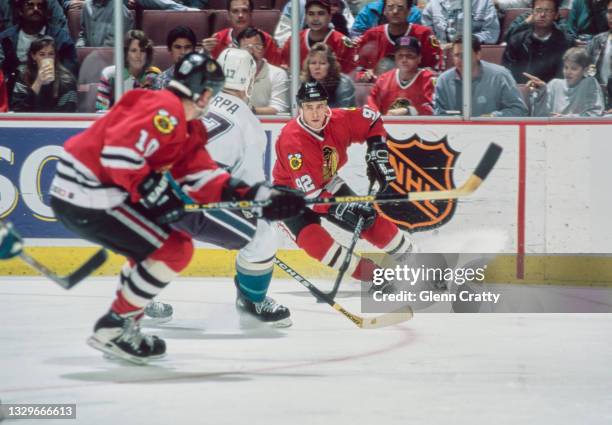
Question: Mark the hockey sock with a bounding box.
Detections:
[112,259,177,314]
[296,223,361,277]
[235,253,274,303]
[362,216,410,253]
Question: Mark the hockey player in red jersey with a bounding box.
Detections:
[49,53,305,364]
[273,81,415,286]
[202,0,282,66]
[355,0,442,82]
[367,36,435,115]
[280,0,357,74]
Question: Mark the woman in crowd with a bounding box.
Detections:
[526,47,605,117]
[96,30,160,111]
[301,42,355,108]
[11,36,77,112]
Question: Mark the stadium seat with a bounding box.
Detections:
[501,8,531,40]
[480,45,505,65]
[209,0,273,8]
[67,8,81,42]
[206,0,227,8]
[210,9,280,35]
[354,82,374,107]
[141,10,212,45]
[274,0,289,11]
[77,47,114,79]
[152,46,174,71]
[77,83,98,113]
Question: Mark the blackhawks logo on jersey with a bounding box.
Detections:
[288,153,303,170]
[153,109,178,135]
[374,134,458,232]
[322,146,339,180]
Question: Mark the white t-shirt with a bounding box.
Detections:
[16,27,45,63]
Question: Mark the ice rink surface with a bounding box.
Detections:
[1,276,611,425]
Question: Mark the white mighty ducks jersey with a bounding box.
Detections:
[202,91,267,185]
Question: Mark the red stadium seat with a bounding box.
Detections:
[354,82,374,107]
[501,8,531,40]
[207,0,273,9]
[141,10,212,45]
[152,46,174,71]
[480,45,505,65]
[274,0,289,11]
[210,9,280,36]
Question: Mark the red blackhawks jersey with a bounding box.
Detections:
[356,24,442,72]
[273,106,385,198]
[50,89,230,210]
[281,29,357,74]
[367,68,435,115]
[211,28,282,66]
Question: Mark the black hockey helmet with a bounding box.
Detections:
[296,81,329,106]
[168,52,225,102]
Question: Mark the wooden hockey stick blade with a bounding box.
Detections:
[274,257,413,329]
[18,248,107,289]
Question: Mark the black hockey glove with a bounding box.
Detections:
[253,184,306,221]
[328,202,376,231]
[138,172,185,225]
[365,137,396,190]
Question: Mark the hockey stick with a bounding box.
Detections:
[184,143,503,213]
[323,182,376,300]
[274,257,413,329]
[17,248,108,290]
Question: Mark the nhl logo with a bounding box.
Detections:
[374,134,459,231]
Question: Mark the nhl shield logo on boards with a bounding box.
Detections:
[374,134,458,231]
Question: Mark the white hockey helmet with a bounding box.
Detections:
[217,47,257,95]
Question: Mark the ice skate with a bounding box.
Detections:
[235,278,292,328]
[87,310,166,365]
[143,300,174,325]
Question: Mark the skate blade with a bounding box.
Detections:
[141,315,173,327]
[269,317,293,328]
[87,336,150,366]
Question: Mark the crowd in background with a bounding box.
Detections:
[0,0,611,116]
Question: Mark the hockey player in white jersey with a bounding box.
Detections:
[145,48,291,326]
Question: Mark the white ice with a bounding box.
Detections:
[1,276,611,425]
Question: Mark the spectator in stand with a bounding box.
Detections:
[434,35,527,116]
[568,0,609,41]
[502,0,574,84]
[502,2,570,42]
[274,0,354,47]
[153,25,195,90]
[10,35,76,111]
[281,0,357,74]
[76,0,133,47]
[1,0,67,33]
[135,0,206,11]
[494,0,569,13]
[350,0,422,38]
[202,0,281,66]
[0,69,7,110]
[367,36,434,115]
[356,0,442,82]
[422,0,500,46]
[586,0,612,84]
[526,47,605,116]
[0,0,76,103]
[329,0,351,35]
[301,42,355,107]
[238,26,290,114]
[96,30,160,111]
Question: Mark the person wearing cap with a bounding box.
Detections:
[272,81,417,292]
[201,0,282,66]
[367,36,434,115]
[434,35,527,116]
[280,0,357,74]
[355,0,442,82]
